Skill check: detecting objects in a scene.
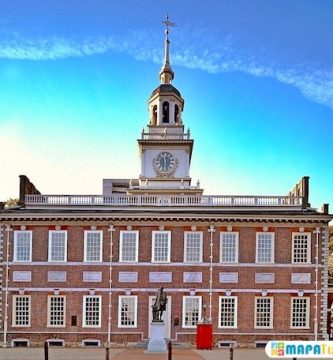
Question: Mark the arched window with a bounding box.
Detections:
[162,101,169,123]
[174,104,179,124]
[152,105,157,125]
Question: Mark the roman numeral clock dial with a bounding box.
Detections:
[153,151,179,177]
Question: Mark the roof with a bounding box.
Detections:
[150,84,182,98]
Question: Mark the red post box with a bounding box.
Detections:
[196,323,213,349]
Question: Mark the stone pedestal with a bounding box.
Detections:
[146,321,167,354]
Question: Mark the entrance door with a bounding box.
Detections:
[148,296,171,339]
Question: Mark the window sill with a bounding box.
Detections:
[254,326,274,330]
[290,326,310,330]
[118,325,138,329]
[82,325,102,328]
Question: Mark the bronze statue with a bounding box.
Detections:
[152,287,167,322]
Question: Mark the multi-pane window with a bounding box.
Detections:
[118,296,137,327]
[48,296,65,327]
[12,295,30,326]
[255,297,273,328]
[184,232,203,263]
[220,232,238,263]
[83,296,101,327]
[84,231,103,262]
[14,231,32,262]
[292,233,311,264]
[152,231,171,262]
[291,297,310,328]
[256,233,274,263]
[119,231,139,262]
[182,296,202,328]
[219,296,237,328]
[48,231,67,262]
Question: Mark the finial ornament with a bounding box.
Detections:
[160,15,176,84]
[162,14,177,38]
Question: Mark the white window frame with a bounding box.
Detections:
[118,295,138,328]
[290,297,310,329]
[119,231,139,262]
[254,296,274,329]
[292,232,311,264]
[152,231,171,263]
[47,295,66,327]
[219,296,238,328]
[82,339,100,347]
[12,295,31,327]
[256,232,275,264]
[84,231,103,262]
[182,296,202,328]
[47,339,65,347]
[184,231,203,263]
[11,338,30,347]
[48,230,67,262]
[220,232,239,263]
[82,295,102,328]
[13,231,32,262]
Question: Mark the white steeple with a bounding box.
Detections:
[131,16,202,197]
[159,15,175,84]
[147,15,184,127]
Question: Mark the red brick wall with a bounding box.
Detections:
[3,222,325,346]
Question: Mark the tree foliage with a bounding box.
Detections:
[329,226,333,253]
[328,226,333,278]
[5,198,20,208]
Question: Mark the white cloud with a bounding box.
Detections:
[0,30,332,109]
[0,120,140,200]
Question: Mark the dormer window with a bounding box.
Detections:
[162,101,169,123]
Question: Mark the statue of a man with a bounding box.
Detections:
[152,287,167,322]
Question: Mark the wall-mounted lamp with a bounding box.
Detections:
[189,288,196,296]
[298,290,304,297]
[125,288,132,295]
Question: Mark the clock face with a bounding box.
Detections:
[155,152,175,172]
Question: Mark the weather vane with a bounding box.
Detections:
[162,14,177,36]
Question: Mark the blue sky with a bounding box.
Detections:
[0,0,332,211]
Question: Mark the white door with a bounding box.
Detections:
[148,296,171,339]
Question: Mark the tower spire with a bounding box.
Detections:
[160,15,176,84]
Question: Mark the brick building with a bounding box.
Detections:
[0,24,332,348]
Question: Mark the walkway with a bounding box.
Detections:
[0,347,273,360]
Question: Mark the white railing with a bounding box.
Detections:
[25,194,304,207]
[141,132,190,140]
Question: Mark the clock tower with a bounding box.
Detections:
[129,17,202,195]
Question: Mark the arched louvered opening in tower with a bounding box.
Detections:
[152,105,157,125]
[174,104,180,124]
[162,101,169,123]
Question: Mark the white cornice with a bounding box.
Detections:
[0,211,331,224]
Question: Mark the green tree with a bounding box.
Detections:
[328,226,333,278]
[5,198,20,208]
[329,226,333,252]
